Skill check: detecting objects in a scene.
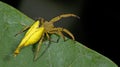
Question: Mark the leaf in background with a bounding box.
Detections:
[0,1,118,67]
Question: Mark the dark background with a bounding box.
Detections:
[1,0,119,66]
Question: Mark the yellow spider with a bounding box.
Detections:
[13,14,79,60]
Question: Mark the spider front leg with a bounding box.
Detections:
[49,14,80,24]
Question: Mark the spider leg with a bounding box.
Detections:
[47,30,64,42]
[49,14,80,24]
[62,28,75,40]
[33,34,44,61]
[45,32,50,41]
[49,28,66,41]
[57,31,65,41]
[51,28,75,40]
[15,26,30,36]
[45,32,53,44]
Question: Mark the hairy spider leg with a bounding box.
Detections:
[45,33,50,40]
[15,26,30,36]
[62,28,75,40]
[49,14,80,24]
[48,29,65,41]
[48,27,74,41]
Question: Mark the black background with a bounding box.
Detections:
[1,0,119,66]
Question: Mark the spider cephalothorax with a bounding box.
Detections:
[13,14,79,60]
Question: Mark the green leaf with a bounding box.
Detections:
[0,1,118,67]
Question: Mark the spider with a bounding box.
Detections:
[13,14,79,60]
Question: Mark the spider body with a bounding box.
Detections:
[13,14,79,60]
